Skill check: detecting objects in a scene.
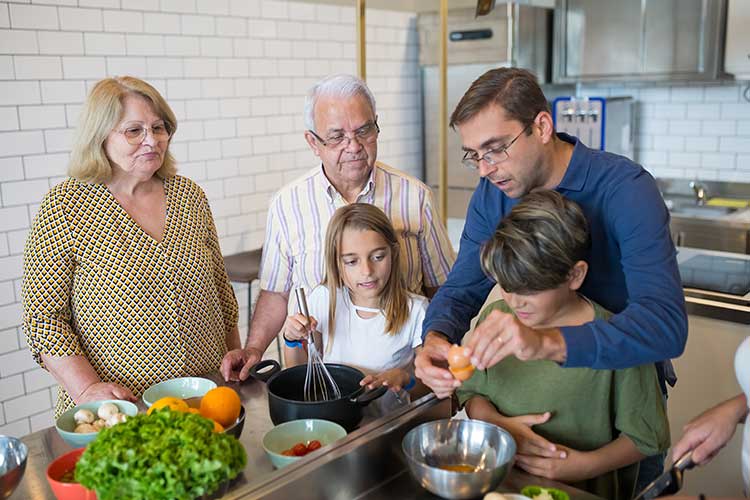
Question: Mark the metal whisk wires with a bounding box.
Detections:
[294,288,342,402]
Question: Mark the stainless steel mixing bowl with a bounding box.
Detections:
[0,435,28,499]
[402,419,516,499]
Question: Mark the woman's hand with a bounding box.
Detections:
[515,445,592,482]
[283,313,318,342]
[220,347,264,382]
[671,393,748,465]
[360,368,410,392]
[77,382,136,404]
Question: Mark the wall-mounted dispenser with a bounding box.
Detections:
[552,96,635,159]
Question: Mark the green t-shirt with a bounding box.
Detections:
[456,299,670,500]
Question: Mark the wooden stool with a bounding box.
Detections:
[223,248,282,363]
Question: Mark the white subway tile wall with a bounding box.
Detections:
[3,0,748,438]
[577,82,750,181]
[0,0,422,437]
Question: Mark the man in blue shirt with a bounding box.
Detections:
[415,68,687,487]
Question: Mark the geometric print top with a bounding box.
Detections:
[22,175,238,417]
[260,161,456,311]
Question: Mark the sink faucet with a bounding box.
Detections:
[689,181,707,206]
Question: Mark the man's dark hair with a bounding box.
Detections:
[450,67,550,130]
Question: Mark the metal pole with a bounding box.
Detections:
[357,0,366,80]
[438,0,448,223]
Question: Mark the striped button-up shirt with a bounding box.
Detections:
[260,162,455,306]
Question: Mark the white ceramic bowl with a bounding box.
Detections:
[142,377,217,407]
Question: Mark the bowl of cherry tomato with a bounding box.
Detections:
[262,419,347,469]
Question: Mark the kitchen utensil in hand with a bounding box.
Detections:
[633,452,695,500]
[295,288,342,402]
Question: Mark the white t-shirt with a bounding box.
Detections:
[301,285,428,415]
[735,336,750,495]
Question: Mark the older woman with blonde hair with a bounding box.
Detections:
[23,76,240,417]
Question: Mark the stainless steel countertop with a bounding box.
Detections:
[231,393,603,500]
[11,371,275,499]
[11,371,603,500]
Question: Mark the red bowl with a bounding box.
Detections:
[46,447,97,500]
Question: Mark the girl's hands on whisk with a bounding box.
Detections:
[360,368,410,393]
[283,313,318,341]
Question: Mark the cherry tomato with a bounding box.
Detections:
[306,440,322,451]
[292,443,308,456]
[281,449,295,456]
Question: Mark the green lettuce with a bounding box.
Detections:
[76,409,246,500]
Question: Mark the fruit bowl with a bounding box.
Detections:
[142,377,217,407]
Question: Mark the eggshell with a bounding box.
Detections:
[447,344,471,369]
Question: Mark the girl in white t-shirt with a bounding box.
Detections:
[282,203,428,414]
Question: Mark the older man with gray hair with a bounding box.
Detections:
[221,74,455,381]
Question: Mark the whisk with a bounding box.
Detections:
[295,288,342,402]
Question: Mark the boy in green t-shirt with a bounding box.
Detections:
[456,190,669,500]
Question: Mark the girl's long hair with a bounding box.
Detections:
[323,203,410,351]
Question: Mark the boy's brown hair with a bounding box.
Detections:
[480,190,590,294]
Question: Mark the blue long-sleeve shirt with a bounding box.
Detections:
[423,134,687,386]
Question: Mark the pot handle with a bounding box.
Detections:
[248,359,281,383]
[350,385,387,406]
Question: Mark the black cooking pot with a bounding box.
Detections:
[249,360,387,432]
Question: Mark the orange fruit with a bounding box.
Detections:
[199,387,241,427]
[186,408,201,415]
[211,419,224,433]
[148,396,189,415]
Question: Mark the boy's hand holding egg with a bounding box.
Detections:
[447,344,475,381]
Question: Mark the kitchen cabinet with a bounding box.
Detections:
[417,5,551,74]
[725,0,750,79]
[669,314,747,496]
[670,215,750,254]
[553,0,727,82]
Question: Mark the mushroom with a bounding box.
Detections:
[106,413,127,428]
[97,402,120,420]
[92,419,107,431]
[74,423,98,433]
[74,409,96,424]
